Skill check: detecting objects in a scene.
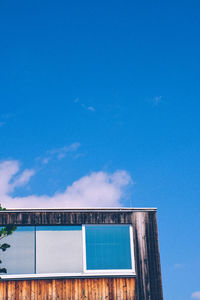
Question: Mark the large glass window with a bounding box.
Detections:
[36,226,83,273]
[84,225,133,271]
[0,224,134,276]
[0,226,35,274]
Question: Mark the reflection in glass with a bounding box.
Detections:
[0,227,35,274]
[85,225,132,270]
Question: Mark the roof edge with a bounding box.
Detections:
[0,207,157,212]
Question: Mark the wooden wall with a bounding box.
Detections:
[131,211,163,300]
[0,277,136,300]
[0,209,163,300]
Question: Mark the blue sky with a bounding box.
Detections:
[0,0,200,298]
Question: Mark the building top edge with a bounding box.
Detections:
[0,207,157,212]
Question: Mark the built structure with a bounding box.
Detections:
[0,208,163,299]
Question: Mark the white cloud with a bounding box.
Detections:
[74,98,96,112]
[50,142,81,160]
[192,291,200,299]
[81,103,96,112]
[11,169,35,189]
[87,106,95,112]
[0,161,35,196]
[42,157,51,164]
[0,160,132,208]
[0,160,19,196]
[41,142,81,163]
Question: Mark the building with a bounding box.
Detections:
[0,208,163,300]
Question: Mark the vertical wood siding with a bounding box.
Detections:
[132,212,163,300]
[0,209,163,300]
[0,277,136,300]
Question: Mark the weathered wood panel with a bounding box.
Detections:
[0,210,133,226]
[0,277,136,300]
[0,209,163,300]
[131,211,163,300]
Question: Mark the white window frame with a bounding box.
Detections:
[0,224,136,279]
[82,224,135,276]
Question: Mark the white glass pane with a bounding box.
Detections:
[0,227,35,274]
[36,226,83,273]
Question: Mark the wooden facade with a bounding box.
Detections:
[0,208,163,300]
[0,277,136,300]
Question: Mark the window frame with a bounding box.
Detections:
[0,224,136,279]
[82,224,135,275]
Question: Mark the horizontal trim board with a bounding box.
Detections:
[0,207,157,212]
[0,272,136,281]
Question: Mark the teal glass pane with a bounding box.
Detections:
[85,225,132,270]
[0,226,35,274]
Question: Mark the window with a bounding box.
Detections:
[0,225,135,277]
[0,227,35,274]
[36,226,83,273]
[84,225,133,271]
